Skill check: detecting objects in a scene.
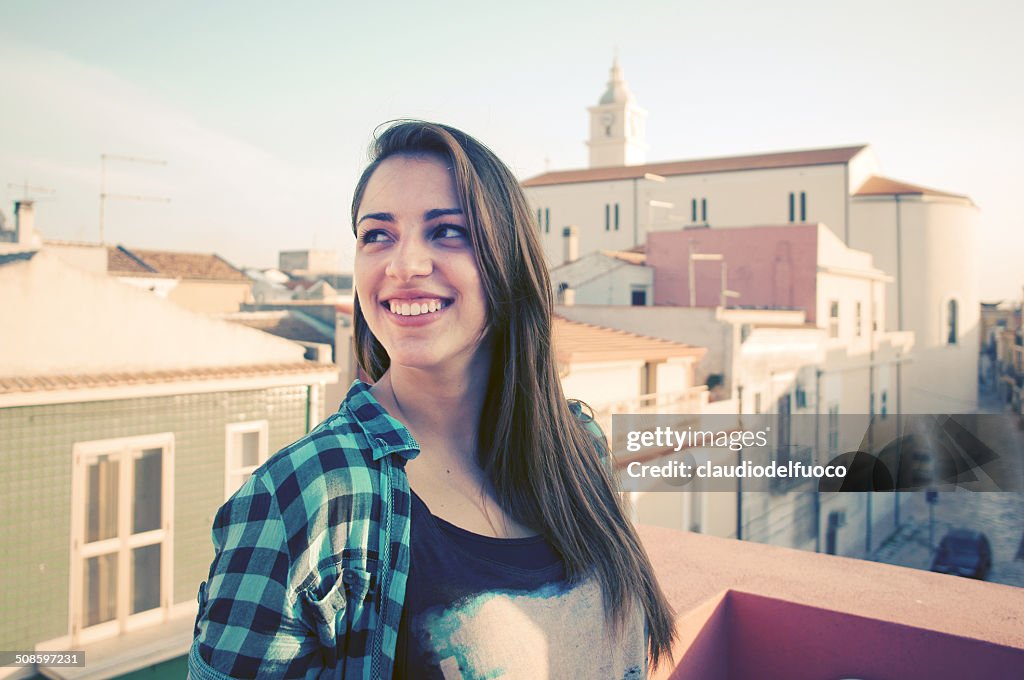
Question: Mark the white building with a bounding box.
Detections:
[554,222,913,558]
[523,61,979,414]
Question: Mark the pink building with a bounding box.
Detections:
[647,225,820,322]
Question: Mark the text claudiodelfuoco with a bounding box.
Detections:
[624,425,847,481]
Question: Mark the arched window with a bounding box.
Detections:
[947,299,958,345]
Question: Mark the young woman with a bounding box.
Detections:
[189,121,674,679]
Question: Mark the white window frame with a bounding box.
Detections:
[225,420,269,500]
[69,433,174,645]
[828,300,840,339]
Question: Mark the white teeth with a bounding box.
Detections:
[387,299,446,316]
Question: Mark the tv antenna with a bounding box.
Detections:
[99,154,170,243]
[7,181,56,201]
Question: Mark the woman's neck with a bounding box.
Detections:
[374,346,492,463]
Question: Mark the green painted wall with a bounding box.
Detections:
[0,385,320,651]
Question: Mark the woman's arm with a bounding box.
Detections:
[189,473,322,680]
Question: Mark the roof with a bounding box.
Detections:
[854,175,971,201]
[107,245,154,273]
[108,245,249,281]
[227,311,334,346]
[549,250,651,291]
[522,145,869,187]
[553,316,704,363]
[0,362,331,395]
[601,249,646,265]
[2,250,308,380]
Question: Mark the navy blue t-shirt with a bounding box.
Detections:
[394,491,646,679]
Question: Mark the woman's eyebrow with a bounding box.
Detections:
[424,208,464,220]
[356,212,393,226]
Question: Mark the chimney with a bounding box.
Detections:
[557,282,576,306]
[562,225,579,264]
[14,200,37,247]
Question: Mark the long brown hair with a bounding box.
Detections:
[351,120,675,668]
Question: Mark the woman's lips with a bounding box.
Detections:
[380,298,452,325]
[385,298,448,316]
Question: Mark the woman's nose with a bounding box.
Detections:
[385,238,433,281]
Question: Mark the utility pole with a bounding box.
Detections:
[99,154,169,243]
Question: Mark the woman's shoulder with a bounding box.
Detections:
[242,381,410,514]
[257,410,377,497]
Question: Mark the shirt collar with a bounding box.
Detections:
[343,379,421,462]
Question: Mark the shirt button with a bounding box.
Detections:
[343,570,356,584]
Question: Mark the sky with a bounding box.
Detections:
[1,0,1021,299]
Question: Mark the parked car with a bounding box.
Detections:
[930,529,993,579]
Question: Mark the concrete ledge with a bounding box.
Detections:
[639,525,1024,679]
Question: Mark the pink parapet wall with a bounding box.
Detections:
[639,526,1024,680]
[647,225,819,320]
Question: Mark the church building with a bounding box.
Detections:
[522,59,979,414]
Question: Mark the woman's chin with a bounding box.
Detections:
[383,342,489,377]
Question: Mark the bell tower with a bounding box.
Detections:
[587,57,648,168]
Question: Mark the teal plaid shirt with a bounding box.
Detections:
[189,380,418,679]
[189,380,607,679]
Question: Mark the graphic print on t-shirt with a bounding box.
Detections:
[412,578,645,680]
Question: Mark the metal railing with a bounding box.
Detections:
[589,386,710,450]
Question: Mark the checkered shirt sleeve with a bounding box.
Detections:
[188,469,319,679]
[188,381,417,680]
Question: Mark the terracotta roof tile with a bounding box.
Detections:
[109,246,249,281]
[553,316,704,364]
[522,145,868,187]
[107,246,155,274]
[0,362,332,395]
[854,175,970,201]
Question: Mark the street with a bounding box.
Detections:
[869,389,1024,587]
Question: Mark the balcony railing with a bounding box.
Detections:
[640,525,1024,679]
[590,386,709,442]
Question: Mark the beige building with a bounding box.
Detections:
[278,248,339,275]
[42,231,254,315]
[553,315,708,433]
[106,245,253,314]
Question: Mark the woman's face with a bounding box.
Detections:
[354,154,489,376]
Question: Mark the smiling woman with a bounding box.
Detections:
[354,153,490,380]
[188,121,675,680]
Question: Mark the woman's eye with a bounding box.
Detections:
[360,229,391,244]
[433,225,468,240]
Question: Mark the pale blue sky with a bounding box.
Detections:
[1,0,1021,298]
